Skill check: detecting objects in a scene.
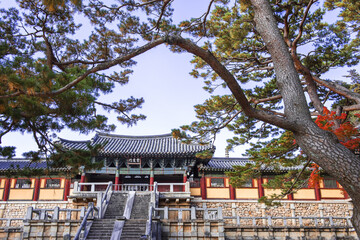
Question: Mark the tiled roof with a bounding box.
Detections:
[59,132,214,158]
[200,157,304,172]
[0,159,69,172]
[200,158,252,171]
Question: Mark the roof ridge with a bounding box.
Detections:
[96,132,173,139]
[58,137,91,143]
[210,157,250,160]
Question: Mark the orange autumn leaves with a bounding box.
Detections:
[315,107,360,150]
[308,107,360,187]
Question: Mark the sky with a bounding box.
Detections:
[1,0,246,158]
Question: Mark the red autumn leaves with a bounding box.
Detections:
[308,107,359,187]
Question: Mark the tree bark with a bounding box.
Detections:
[250,0,360,235]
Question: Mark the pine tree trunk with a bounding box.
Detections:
[249,0,360,236]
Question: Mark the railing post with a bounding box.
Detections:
[170,184,174,192]
[217,207,223,220]
[299,216,303,227]
[154,182,158,192]
[88,202,94,218]
[283,218,287,227]
[191,206,196,220]
[178,209,183,221]
[80,207,86,219]
[204,207,209,220]
[164,206,169,220]
[53,207,60,220]
[26,207,33,220]
[91,183,95,192]
[73,181,79,193]
[66,209,72,220]
[237,216,240,226]
[329,216,334,227]
[185,182,190,192]
[40,210,46,220]
[267,216,272,227]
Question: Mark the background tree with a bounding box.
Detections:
[1,0,360,234]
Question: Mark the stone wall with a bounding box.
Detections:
[192,199,353,219]
[23,220,81,240]
[160,220,357,240]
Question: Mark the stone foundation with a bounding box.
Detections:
[192,199,353,219]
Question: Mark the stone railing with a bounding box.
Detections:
[72,181,189,194]
[22,206,84,239]
[25,206,84,221]
[0,218,24,228]
[223,215,353,229]
[113,183,150,192]
[73,182,109,193]
[155,206,222,221]
[157,182,189,192]
[155,205,356,240]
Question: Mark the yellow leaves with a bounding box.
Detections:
[26,88,36,95]
[239,0,251,13]
[8,82,20,92]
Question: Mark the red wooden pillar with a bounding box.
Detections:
[63,179,71,201]
[3,178,11,201]
[287,193,294,200]
[314,181,321,201]
[229,184,236,200]
[258,177,264,198]
[200,173,207,200]
[183,173,187,192]
[114,170,120,191]
[80,171,86,191]
[150,169,154,191]
[33,178,40,201]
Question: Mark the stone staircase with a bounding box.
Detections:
[104,192,128,219]
[84,192,152,240]
[120,193,151,239]
[85,219,115,240]
[130,193,151,219]
[85,192,127,239]
[121,219,147,239]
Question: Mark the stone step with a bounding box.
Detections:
[130,194,151,219]
[104,192,128,218]
[86,218,115,239]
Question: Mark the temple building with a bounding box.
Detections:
[0,132,349,202]
[0,132,355,239]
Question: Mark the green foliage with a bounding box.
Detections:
[50,142,104,174]
[0,146,16,159]
[0,0,174,168]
